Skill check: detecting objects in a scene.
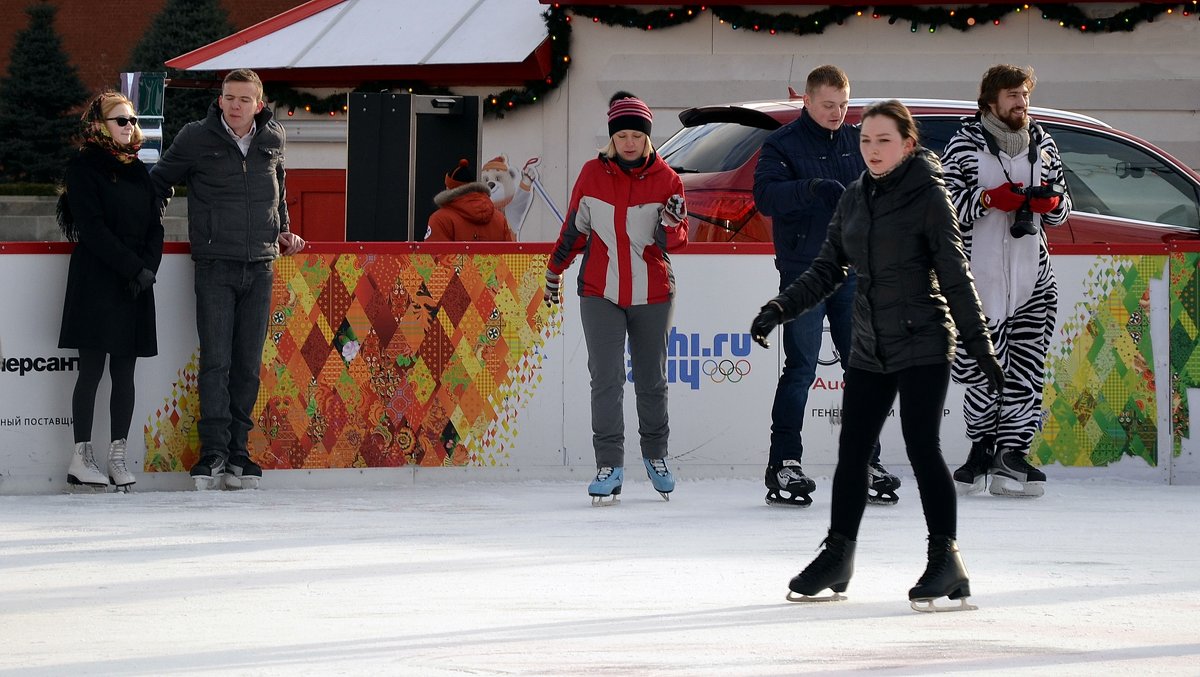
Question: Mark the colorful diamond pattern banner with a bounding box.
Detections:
[146,252,554,472]
[1034,254,1200,468]
[144,251,1198,472]
[1168,251,1200,456]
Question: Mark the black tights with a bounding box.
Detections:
[72,349,137,444]
[830,362,956,541]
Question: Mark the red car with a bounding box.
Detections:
[658,97,1200,245]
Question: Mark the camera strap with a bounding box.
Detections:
[978,114,1042,189]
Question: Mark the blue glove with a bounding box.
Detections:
[811,179,845,208]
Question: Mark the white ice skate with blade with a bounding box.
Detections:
[67,441,109,492]
[107,439,135,493]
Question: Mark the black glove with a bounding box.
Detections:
[811,179,845,208]
[128,268,155,298]
[750,302,783,349]
[977,355,1005,394]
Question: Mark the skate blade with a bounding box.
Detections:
[910,597,978,613]
[193,476,222,491]
[988,475,1044,498]
[955,476,986,496]
[67,475,109,491]
[867,491,899,506]
[786,590,846,603]
[765,490,813,508]
[657,491,671,502]
[65,484,109,494]
[223,475,260,490]
[590,495,619,507]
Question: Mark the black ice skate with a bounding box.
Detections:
[225,455,263,490]
[765,460,815,508]
[190,454,226,491]
[787,531,855,603]
[989,449,1045,498]
[866,461,901,505]
[909,535,978,612]
[953,436,994,496]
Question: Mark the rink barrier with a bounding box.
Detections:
[0,241,1197,493]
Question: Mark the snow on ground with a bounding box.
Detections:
[2,476,1199,676]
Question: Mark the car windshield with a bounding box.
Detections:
[659,122,772,174]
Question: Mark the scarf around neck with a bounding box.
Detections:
[81,123,141,164]
[981,110,1030,158]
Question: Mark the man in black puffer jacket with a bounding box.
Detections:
[752,65,895,507]
[150,69,305,491]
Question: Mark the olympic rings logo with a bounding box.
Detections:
[701,359,751,384]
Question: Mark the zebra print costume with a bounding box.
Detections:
[941,115,1071,451]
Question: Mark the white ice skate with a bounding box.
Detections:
[107,439,135,493]
[67,441,109,492]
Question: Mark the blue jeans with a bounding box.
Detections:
[769,268,874,465]
[193,259,274,461]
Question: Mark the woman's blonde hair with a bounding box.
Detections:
[85,91,145,146]
[601,133,654,160]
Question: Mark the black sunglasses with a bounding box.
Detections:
[105,116,139,127]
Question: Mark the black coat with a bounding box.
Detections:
[149,101,289,262]
[771,148,994,373]
[59,145,163,357]
[752,110,864,273]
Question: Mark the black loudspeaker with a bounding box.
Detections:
[345,93,480,241]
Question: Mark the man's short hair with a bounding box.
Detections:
[223,68,264,102]
[806,65,850,94]
[977,64,1035,111]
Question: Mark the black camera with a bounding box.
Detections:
[1010,183,1066,238]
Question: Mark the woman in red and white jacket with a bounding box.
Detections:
[544,91,688,505]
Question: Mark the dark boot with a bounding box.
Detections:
[908,535,971,601]
[788,531,855,598]
[953,436,994,495]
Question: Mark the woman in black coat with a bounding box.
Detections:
[750,100,1005,611]
[59,91,163,492]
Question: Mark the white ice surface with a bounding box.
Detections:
[2,477,1199,676]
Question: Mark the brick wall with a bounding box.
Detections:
[0,0,302,95]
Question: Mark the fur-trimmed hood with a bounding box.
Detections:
[433,181,492,209]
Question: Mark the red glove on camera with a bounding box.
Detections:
[1028,183,1062,214]
[980,182,1025,212]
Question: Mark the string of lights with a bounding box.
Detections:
[264,3,1198,118]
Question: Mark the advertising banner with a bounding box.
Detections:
[1,247,1195,494]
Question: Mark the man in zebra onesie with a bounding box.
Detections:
[940,64,1071,498]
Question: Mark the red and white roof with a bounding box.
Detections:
[167,0,550,86]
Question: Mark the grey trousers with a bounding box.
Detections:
[579,295,674,468]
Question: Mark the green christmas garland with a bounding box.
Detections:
[264,2,1198,119]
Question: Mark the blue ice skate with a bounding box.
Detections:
[588,466,623,506]
[643,458,674,501]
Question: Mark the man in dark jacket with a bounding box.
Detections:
[752,65,896,507]
[150,69,305,490]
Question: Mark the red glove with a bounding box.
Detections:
[980,182,1025,212]
[1028,184,1062,214]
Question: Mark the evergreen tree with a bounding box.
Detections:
[125,0,234,149]
[0,3,89,183]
